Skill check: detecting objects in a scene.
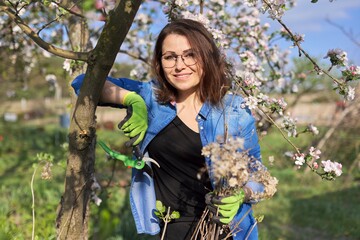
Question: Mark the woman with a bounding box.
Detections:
[72,19,263,239]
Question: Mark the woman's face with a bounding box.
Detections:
[161,34,203,98]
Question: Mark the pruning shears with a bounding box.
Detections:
[98,140,160,177]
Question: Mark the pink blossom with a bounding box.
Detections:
[312,162,319,170]
[309,146,321,160]
[349,65,360,75]
[321,160,343,177]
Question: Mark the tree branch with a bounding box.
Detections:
[0,3,89,61]
[54,0,86,19]
[326,17,360,48]
[118,49,151,65]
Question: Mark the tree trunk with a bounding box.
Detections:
[56,1,142,239]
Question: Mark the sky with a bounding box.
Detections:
[265,0,360,65]
[117,0,360,66]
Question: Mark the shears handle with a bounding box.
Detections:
[98,140,145,169]
[132,145,143,160]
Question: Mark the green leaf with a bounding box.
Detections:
[170,211,180,219]
[255,214,264,223]
[154,211,162,218]
[311,0,318,3]
[156,200,166,213]
[82,0,95,11]
[43,0,50,6]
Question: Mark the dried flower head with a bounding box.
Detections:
[202,137,277,200]
[41,162,53,180]
[249,160,278,200]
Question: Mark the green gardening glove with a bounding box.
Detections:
[205,189,245,225]
[118,92,148,147]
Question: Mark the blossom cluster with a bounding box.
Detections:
[324,48,348,68]
[342,65,360,82]
[292,146,342,180]
[323,49,359,101]
[321,160,343,178]
[245,0,297,20]
[241,92,288,117]
[281,113,297,137]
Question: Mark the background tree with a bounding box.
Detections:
[1,0,141,239]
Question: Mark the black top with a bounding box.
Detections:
[147,116,212,240]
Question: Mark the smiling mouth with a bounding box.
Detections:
[173,73,192,78]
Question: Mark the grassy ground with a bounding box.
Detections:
[0,121,359,240]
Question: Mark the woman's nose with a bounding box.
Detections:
[174,56,186,69]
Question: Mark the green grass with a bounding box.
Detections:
[255,126,360,240]
[0,121,359,240]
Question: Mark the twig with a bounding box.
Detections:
[200,0,204,14]
[191,208,209,239]
[103,158,117,189]
[118,49,151,65]
[30,165,40,240]
[226,207,252,238]
[258,106,301,154]
[326,17,360,48]
[161,206,171,240]
[244,221,258,240]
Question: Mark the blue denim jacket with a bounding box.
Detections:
[72,74,263,240]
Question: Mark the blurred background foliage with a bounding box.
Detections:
[0,111,359,240]
[0,55,359,239]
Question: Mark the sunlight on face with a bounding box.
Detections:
[161,34,203,98]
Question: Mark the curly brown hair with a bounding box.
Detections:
[151,19,231,106]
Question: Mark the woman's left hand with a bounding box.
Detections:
[205,189,245,224]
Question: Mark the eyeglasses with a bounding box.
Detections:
[161,51,197,68]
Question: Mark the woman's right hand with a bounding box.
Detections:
[118,91,148,147]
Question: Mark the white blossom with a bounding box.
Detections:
[309,147,321,160]
[345,86,355,101]
[321,160,342,177]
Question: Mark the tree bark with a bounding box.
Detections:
[56,1,142,239]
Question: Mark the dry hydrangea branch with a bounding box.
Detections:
[191,208,209,239]
[226,207,253,238]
